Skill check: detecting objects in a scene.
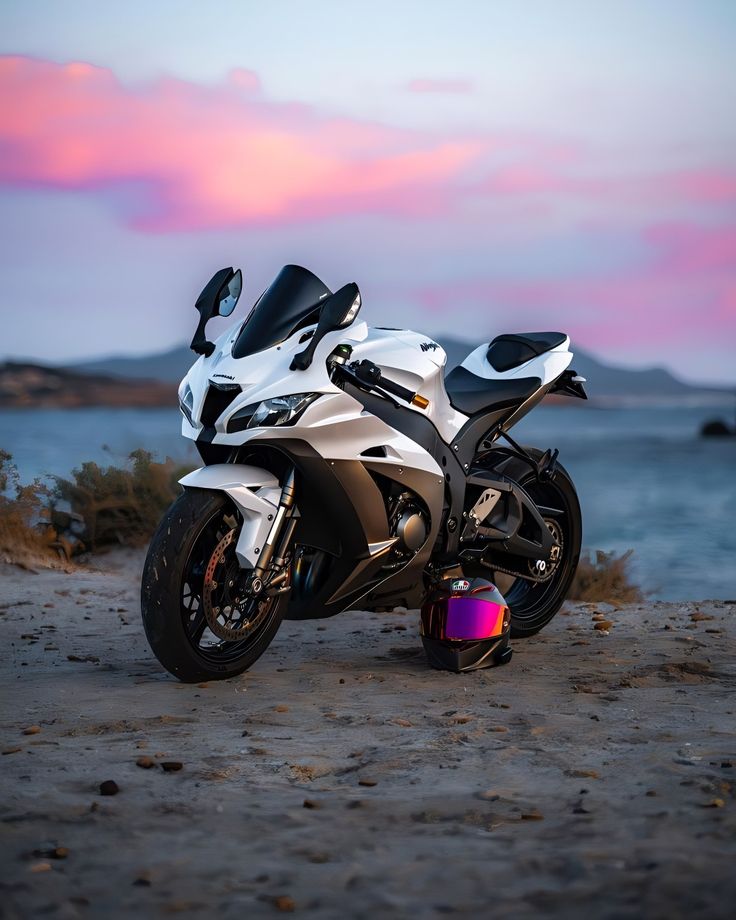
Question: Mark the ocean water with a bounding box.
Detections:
[2,403,735,601]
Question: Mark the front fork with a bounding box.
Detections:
[249,468,297,595]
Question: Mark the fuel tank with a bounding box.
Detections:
[350,328,468,444]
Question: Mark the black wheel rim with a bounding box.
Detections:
[180,503,279,665]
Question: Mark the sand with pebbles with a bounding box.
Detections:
[1,550,735,918]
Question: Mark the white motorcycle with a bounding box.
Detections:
[141,265,586,682]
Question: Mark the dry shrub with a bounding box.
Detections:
[568,549,643,605]
[54,449,189,550]
[0,450,59,568]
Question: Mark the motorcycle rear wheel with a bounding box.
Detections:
[141,489,287,682]
[463,447,582,638]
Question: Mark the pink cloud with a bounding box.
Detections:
[406,78,474,94]
[414,222,736,350]
[481,164,736,208]
[1,54,734,238]
[0,55,486,231]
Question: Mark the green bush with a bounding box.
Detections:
[53,449,190,550]
[568,549,643,605]
[0,450,54,567]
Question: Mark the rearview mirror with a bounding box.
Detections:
[191,267,243,357]
[217,269,242,317]
[291,282,361,371]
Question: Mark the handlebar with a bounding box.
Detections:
[339,358,429,410]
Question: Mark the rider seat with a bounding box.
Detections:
[444,366,541,415]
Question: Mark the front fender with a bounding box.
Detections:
[179,464,281,569]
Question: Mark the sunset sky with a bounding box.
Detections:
[1,1,735,384]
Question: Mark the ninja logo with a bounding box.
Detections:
[452,579,470,592]
[420,341,439,352]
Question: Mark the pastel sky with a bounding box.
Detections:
[1,1,735,384]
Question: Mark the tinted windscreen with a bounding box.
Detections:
[232,265,332,359]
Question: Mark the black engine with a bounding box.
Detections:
[389,492,429,556]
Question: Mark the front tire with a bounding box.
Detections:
[141,489,287,682]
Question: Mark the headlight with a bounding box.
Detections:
[179,384,195,426]
[227,393,319,433]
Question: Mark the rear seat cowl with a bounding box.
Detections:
[487,332,567,372]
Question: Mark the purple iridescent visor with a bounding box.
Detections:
[445,597,507,640]
[421,594,509,642]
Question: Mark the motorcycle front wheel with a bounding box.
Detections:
[141,489,288,682]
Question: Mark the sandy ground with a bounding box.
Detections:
[1,551,735,919]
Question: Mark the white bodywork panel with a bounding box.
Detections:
[461,336,574,386]
[177,319,575,553]
[175,308,578,584]
[179,464,281,568]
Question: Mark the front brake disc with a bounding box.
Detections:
[202,529,271,641]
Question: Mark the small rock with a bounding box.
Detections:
[490,726,508,733]
[272,895,296,912]
[594,621,613,631]
[703,798,725,808]
[160,761,183,772]
[34,846,68,860]
[303,799,320,809]
[99,780,119,796]
[645,790,657,797]
[392,718,412,728]
[30,862,52,873]
[2,747,22,755]
[136,756,155,769]
[23,725,41,735]
[275,705,289,713]
[567,769,599,779]
[520,810,544,821]
[722,762,733,769]
[358,779,377,787]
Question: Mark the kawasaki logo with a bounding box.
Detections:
[452,579,470,592]
[213,373,235,380]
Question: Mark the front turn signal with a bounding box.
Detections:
[411,394,430,410]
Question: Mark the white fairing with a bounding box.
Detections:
[178,312,575,565]
[179,320,464,472]
[179,465,280,568]
[461,336,573,386]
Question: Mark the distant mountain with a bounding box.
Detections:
[71,338,732,401]
[73,345,193,383]
[0,362,175,409]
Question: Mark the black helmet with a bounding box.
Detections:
[420,576,512,673]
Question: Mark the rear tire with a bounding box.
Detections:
[464,448,582,638]
[141,489,287,682]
